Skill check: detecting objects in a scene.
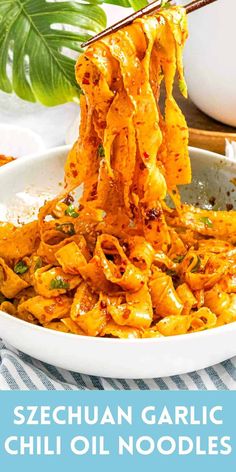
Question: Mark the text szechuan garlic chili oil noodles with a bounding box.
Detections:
[1,6,236,338]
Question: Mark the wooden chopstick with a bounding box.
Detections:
[185,0,217,13]
[81,0,218,48]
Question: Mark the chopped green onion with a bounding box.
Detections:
[34,257,43,271]
[14,261,29,275]
[50,277,69,290]
[190,256,201,273]
[56,223,75,236]
[98,144,105,158]
[200,217,213,228]
[65,204,79,218]
[166,269,177,278]
[178,78,187,97]
[173,255,185,264]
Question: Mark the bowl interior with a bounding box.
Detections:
[0,146,236,377]
[0,146,235,225]
[180,147,236,210]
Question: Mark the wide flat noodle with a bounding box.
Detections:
[2,6,236,339]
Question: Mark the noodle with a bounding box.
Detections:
[1,5,236,339]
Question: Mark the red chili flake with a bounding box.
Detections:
[69,162,76,169]
[72,170,78,178]
[44,305,55,315]
[84,72,90,79]
[82,78,90,85]
[90,183,97,197]
[100,300,107,309]
[100,121,106,129]
[93,79,99,86]
[119,266,126,275]
[145,208,161,221]
[55,296,64,306]
[132,257,139,263]
[123,309,131,319]
[63,194,74,205]
[139,162,146,171]
[89,136,98,145]
[143,151,149,159]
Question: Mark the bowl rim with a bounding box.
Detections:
[1,144,235,345]
[1,309,236,345]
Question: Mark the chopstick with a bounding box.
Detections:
[81,0,218,48]
[185,0,217,13]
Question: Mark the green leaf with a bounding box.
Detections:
[56,222,76,236]
[14,260,29,274]
[50,276,69,290]
[104,0,148,9]
[190,256,201,273]
[166,269,177,277]
[178,78,187,98]
[199,217,213,228]
[34,257,43,271]
[65,204,79,218]
[98,143,105,157]
[0,0,106,105]
[173,255,185,264]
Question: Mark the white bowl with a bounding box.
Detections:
[0,145,236,379]
[182,0,236,126]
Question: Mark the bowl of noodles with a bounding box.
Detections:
[0,5,236,378]
[0,144,236,378]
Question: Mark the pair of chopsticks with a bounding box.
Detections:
[81,0,218,48]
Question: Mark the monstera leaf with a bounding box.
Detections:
[105,0,148,8]
[0,0,147,106]
[0,0,106,106]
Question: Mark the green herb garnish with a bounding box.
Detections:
[50,277,69,290]
[178,78,187,97]
[173,255,185,264]
[98,144,105,158]
[65,204,79,218]
[14,261,29,275]
[166,269,177,277]
[200,217,213,228]
[190,256,201,273]
[56,223,75,236]
[34,257,43,271]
